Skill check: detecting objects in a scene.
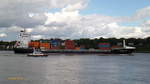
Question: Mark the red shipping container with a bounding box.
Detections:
[100,47,111,50]
[99,43,110,45]
[99,43,110,50]
[65,40,75,49]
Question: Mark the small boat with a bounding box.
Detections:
[27,48,48,57]
[27,53,48,57]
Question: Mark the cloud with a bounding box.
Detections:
[134,6,150,20]
[62,2,87,12]
[0,33,7,37]
[42,5,149,39]
[45,2,85,25]
[140,20,150,37]
[0,0,86,28]
[32,35,44,40]
[121,6,150,22]
[0,0,150,40]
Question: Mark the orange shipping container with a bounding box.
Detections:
[75,47,80,50]
[29,42,40,48]
[40,43,50,49]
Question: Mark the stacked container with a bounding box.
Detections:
[65,40,75,49]
[99,43,110,50]
[50,40,60,49]
[75,47,80,50]
[28,41,40,48]
[40,43,50,49]
[111,45,122,49]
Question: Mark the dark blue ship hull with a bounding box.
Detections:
[13,48,33,54]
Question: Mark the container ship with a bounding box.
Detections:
[28,39,135,54]
[13,30,135,54]
[13,29,33,53]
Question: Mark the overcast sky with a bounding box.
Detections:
[0,0,150,40]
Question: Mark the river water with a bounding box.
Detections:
[0,51,150,84]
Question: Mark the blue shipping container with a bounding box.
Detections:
[51,40,60,47]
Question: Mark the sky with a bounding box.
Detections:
[0,0,150,40]
[82,0,150,16]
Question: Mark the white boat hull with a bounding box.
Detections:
[27,53,48,57]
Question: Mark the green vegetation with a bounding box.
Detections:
[0,41,16,50]
[0,37,150,52]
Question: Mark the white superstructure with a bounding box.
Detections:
[15,29,31,48]
[123,40,136,49]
